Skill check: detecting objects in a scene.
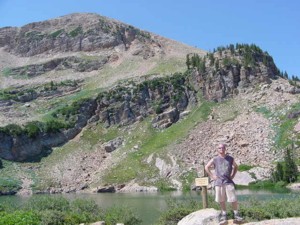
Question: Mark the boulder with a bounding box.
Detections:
[96,186,116,193]
[177,208,219,225]
[233,171,255,186]
[152,108,179,129]
[103,137,123,153]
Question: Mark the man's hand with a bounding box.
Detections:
[211,174,218,180]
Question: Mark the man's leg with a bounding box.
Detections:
[220,201,226,211]
[215,186,227,222]
[226,185,243,221]
[231,201,238,211]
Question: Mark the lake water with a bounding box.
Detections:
[1,189,299,225]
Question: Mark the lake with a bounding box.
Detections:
[0,189,299,225]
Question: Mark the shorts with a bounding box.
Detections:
[215,183,237,203]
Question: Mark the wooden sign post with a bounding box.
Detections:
[195,161,209,209]
[195,177,209,208]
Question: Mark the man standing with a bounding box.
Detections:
[205,144,243,223]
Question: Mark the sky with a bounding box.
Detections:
[0,0,299,77]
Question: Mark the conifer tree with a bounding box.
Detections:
[283,147,298,183]
[186,54,191,69]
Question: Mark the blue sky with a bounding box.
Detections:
[0,0,299,77]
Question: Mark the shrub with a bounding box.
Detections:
[155,198,203,225]
[0,211,40,225]
[1,124,23,136]
[69,26,83,37]
[24,121,43,138]
[240,196,300,221]
[44,119,68,133]
[104,206,141,225]
[23,196,70,212]
[239,164,254,171]
[70,198,101,216]
[0,177,22,194]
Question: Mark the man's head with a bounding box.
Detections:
[217,143,226,155]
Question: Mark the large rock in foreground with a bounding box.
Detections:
[177,208,219,225]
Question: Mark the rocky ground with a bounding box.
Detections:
[173,78,299,176]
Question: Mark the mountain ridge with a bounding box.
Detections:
[0,13,299,195]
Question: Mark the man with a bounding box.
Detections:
[205,143,243,223]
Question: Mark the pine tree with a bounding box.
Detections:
[272,162,284,182]
[283,147,298,183]
[186,54,191,69]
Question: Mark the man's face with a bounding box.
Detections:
[218,145,226,154]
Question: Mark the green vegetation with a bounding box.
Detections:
[240,197,300,221]
[274,105,300,148]
[247,146,299,192]
[238,164,254,172]
[247,180,289,192]
[255,106,273,118]
[0,88,37,101]
[1,68,12,76]
[0,211,40,225]
[186,53,206,73]
[155,198,203,225]
[69,26,83,37]
[272,146,298,183]
[180,170,198,192]
[148,58,187,75]
[0,177,22,194]
[0,196,141,225]
[49,29,65,38]
[155,195,300,224]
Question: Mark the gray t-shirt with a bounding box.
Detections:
[213,155,234,186]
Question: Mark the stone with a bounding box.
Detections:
[96,186,116,193]
[233,171,255,186]
[177,208,219,225]
[90,222,105,225]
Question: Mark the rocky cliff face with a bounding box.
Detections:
[0,13,162,58]
[0,73,197,161]
[0,99,97,161]
[188,45,279,102]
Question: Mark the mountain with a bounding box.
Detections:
[0,13,299,195]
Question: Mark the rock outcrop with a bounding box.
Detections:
[177,208,220,225]
[0,13,162,58]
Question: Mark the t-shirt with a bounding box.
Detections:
[213,155,234,186]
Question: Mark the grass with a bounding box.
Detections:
[147,58,187,75]
[239,164,254,172]
[255,106,273,118]
[272,102,300,149]
[102,99,216,186]
[0,196,141,225]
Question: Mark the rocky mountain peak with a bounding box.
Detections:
[0,12,161,58]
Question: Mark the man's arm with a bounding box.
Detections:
[231,160,238,179]
[205,158,218,180]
